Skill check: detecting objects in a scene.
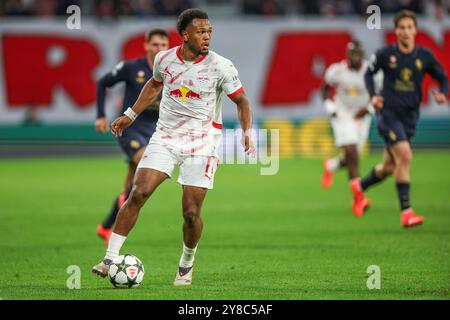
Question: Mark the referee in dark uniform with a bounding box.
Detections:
[95,29,169,243]
[357,10,448,228]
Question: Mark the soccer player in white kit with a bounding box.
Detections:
[320,41,374,217]
[92,9,255,286]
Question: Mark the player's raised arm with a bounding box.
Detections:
[365,50,384,110]
[425,51,449,105]
[111,77,163,137]
[229,91,255,156]
[111,48,166,137]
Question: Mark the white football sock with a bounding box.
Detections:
[179,243,197,268]
[327,156,341,172]
[104,232,127,261]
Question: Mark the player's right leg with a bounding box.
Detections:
[93,141,178,277]
[342,143,371,217]
[329,114,370,216]
[322,116,350,189]
[321,156,346,189]
[92,167,168,277]
[96,146,147,245]
[343,144,359,180]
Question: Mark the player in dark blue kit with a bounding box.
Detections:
[356,10,448,228]
[95,29,169,243]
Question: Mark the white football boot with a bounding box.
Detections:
[92,259,113,278]
[174,266,194,286]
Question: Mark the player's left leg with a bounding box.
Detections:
[174,155,219,286]
[322,115,350,189]
[342,144,359,179]
[389,141,423,227]
[174,185,208,286]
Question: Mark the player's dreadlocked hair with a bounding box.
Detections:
[394,10,417,27]
[176,8,209,36]
[146,28,169,42]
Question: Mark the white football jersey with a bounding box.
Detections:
[153,46,242,134]
[149,46,243,156]
[324,60,370,116]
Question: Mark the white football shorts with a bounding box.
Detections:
[331,113,371,152]
[137,140,220,190]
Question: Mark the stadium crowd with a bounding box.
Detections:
[0,0,448,18]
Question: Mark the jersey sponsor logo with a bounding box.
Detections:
[169,86,201,101]
[389,55,397,68]
[401,68,412,82]
[135,70,146,83]
[395,68,415,92]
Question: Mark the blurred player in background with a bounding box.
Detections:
[321,40,374,217]
[95,29,169,244]
[92,9,255,285]
[360,10,448,227]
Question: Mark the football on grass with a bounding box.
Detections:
[108,254,144,288]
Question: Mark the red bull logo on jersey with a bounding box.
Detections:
[169,86,201,101]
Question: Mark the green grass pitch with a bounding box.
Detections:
[1,151,449,300]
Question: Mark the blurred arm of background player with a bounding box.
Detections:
[111,78,162,137]
[95,61,129,133]
[426,51,449,105]
[365,51,384,111]
[322,83,337,118]
[230,91,255,156]
[322,79,373,120]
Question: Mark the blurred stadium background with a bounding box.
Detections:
[0,0,449,157]
[1,1,450,300]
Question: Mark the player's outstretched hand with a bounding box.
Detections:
[95,117,109,134]
[432,91,447,105]
[242,130,256,157]
[111,116,132,137]
[371,95,384,111]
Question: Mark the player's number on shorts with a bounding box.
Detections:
[204,157,218,180]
